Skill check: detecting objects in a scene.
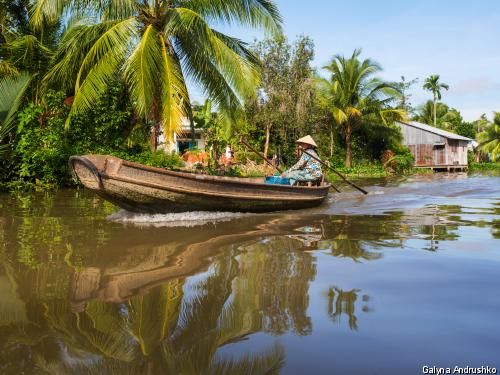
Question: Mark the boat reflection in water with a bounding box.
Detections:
[0,208,387,373]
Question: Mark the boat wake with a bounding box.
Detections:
[107,209,248,227]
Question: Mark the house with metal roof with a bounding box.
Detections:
[395,121,473,171]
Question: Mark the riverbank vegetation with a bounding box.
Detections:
[1,0,498,191]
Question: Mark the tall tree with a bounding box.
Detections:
[395,75,418,114]
[246,35,315,161]
[33,0,281,149]
[414,100,465,132]
[477,112,500,161]
[315,75,339,158]
[472,113,489,134]
[321,49,405,167]
[422,74,449,127]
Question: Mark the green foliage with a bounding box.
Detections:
[394,76,418,115]
[454,121,475,139]
[244,34,316,163]
[383,149,414,174]
[112,150,184,170]
[423,74,449,101]
[0,0,61,103]
[469,162,500,172]
[477,113,500,161]
[422,74,449,127]
[319,49,406,167]
[1,86,175,188]
[416,100,464,131]
[34,0,281,144]
[14,103,68,185]
[234,151,263,164]
[325,163,388,180]
[0,73,32,156]
[351,122,405,162]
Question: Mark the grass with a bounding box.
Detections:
[469,162,500,171]
[324,163,389,182]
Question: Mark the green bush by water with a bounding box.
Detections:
[0,88,183,191]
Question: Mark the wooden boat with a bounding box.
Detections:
[69,155,331,213]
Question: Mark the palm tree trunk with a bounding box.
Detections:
[151,100,161,151]
[150,123,160,151]
[329,125,334,158]
[263,123,271,160]
[345,124,352,168]
[433,93,437,127]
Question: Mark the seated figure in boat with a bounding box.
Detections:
[282,135,322,185]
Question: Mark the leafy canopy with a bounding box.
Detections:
[318,49,406,166]
[477,113,500,161]
[320,49,405,128]
[423,74,449,101]
[33,0,282,139]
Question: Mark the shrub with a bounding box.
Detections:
[122,151,184,169]
[381,148,414,174]
[2,86,185,189]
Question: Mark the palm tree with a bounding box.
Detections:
[321,49,406,167]
[32,0,281,150]
[315,75,338,158]
[0,0,61,99]
[422,74,449,127]
[477,113,500,161]
[414,100,460,130]
[0,73,31,156]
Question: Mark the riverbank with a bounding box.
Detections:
[469,162,500,172]
[326,161,500,182]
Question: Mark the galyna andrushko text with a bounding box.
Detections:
[423,366,497,374]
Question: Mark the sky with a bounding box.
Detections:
[190,0,500,121]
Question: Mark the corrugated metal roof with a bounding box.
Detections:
[396,121,473,141]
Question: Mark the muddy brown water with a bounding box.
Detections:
[0,173,499,374]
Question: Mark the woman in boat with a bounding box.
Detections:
[282,135,322,185]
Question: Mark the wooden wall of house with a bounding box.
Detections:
[446,140,468,165]
[398,123,468,166]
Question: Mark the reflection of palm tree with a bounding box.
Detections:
[2,250,286,374]
[234,236,316,336]
[327,287,361,331]
[318,216,388,261]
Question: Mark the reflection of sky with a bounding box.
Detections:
[188,0,500,121]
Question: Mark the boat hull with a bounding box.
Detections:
[69,155,330,213]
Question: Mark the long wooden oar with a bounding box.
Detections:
[303,150,368,195]
[239,137,283,174]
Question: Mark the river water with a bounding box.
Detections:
[0,173,499,374]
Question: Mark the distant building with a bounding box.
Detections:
[158,117,206,154]
[395,121,473,171]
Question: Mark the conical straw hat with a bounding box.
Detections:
[296,135,318,148]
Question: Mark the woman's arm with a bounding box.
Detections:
[288,153,309,172]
